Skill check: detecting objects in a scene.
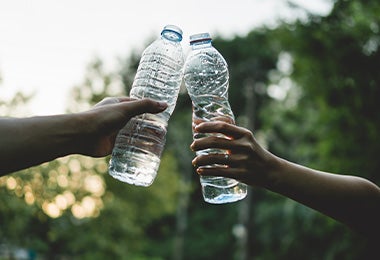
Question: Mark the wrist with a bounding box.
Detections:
[260,153,285,191]
[56,113,90,156]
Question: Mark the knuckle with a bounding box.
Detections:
[218,121,230,131]
[242,130,253,140]
[209,136,223,147]
[210,121,227,132]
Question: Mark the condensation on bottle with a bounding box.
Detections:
[109,25,185,186]
[183,32,247,204]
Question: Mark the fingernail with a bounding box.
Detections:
[158,101,168,109]
[196,168,203,175]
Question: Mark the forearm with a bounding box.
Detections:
[0,115,84,175]
[268,157,380,237]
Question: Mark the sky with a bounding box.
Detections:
[0,0,332,115]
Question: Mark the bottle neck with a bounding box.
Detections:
[190,40,212,50]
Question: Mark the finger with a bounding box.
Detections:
[117,97,135,102]
[192,116,234,126]
[194,121,248,139]
[95,97,135,107]
[192,153,231,167]
[122,98,168,118]
[196,166,243,181]
[190,136,233,151]
[209,116,235,124]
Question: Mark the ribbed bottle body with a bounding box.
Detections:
[109,25,184,186]
[184,34,247,203]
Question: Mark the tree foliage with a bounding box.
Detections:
[1,0,379,259]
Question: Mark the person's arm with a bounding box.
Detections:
[270,158,380,237]
[190,121,380,237]
[0,97,167,176]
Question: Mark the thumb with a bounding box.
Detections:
[124,98,168,118]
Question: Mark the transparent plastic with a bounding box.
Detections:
[184,33,247,204]
[109,25,185,186]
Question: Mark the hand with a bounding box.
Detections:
[190,121,279,188]
[79,97,167,157]
[0,97,167,175]
[190,122,380,238]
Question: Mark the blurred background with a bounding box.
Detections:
[1,0,379,259]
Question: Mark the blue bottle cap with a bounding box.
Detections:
[161,25,183,42]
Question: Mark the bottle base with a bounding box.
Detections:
[200,176,248,204]
[203,193,247,204]
[108,117,165,187]
[108,150,160,187]
[109,170,155,187]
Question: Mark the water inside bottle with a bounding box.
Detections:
[200,176,247,204]
[184,35,248,203]
[109,114,167,186]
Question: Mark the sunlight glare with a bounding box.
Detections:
[24,191,35,205]
[84,175,105,196]
[71,203,86,219]
[55,194,69,210]
[6,177,17,190]
[42,201,61,218]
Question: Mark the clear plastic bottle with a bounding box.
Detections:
[184,32,247,204]
[109,25,185,186]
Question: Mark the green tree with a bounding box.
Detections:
[2,1,379,258]
[175,0,379,259]
[248,0,380,258]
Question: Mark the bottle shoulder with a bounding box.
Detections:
[186,47,227,66]
[188,45,218,55]
[146,37,183,51]
[140,40,184,65]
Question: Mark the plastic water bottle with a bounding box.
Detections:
[184,33,247,204]
[109,25,185,186]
